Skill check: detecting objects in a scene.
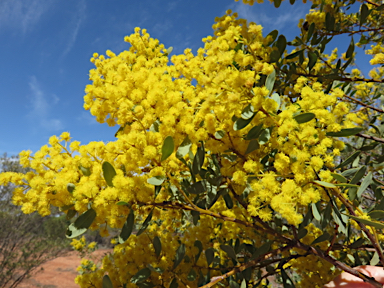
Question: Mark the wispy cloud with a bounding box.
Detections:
[77,111,98,126]
[226,2,307,34]
[0,0,53,33]
[61,0,87,58]
[28,76,63,131]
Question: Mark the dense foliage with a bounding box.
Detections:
[1,0,383,287]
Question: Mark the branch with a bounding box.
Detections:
[319,27,384,36]
[342,94,384,113]
[364,0,381,7]
[294,72,384,83]
[200,244,294,288]
[331,187,384,268]
[357,133,384,144]
[295,241,383,288]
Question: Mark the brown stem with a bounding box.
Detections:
[331,188,384,267]
[295,241,383,288]
[341,94,384,113]
[357,133,384,144]
[200,245,294,288]
[364,0,381,7]
[294,72,384,83]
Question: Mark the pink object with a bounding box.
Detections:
[324,265,384,288]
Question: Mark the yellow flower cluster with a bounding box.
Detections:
[0,4,367,287]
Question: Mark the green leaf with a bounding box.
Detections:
[325,12,335,31]
[371,252,380,266]
[66,208,97,238]
[119,209,134,243]
[74,208,96,228]
[273,0,282,8]
[350,166,367,184]
[259,127,272,145]
[161,136,174,162]
[369,210,384,219]
[117,201,130,206]
[214,130,226,139]
[79,165,91,176]
[294,112,315,124]
[360,4,370,25]
[102,161,117,187]
[265,69,276,95]
[223,192,233,209]
[205,248,214,266]
[188,181,206,195]
[343,213,384,229]
[281,268,295,288]
[334,183,359,188]
[245,140,259,155]
[253,242,271,258]
[286,49,304,60]
[326,128,363,137]
[169,278,178,288]
[308,51,317,71]
[66,209,76,220]
[60,204,74,211]
[266,30,278,46]
[245,124,264,140]
[349,237,365,248]
[271,93,281,109]
[154,185,161,200]
[130,268,151,284]
[103,275,114,288]
[167,46,173,55]
[194,240,203,262]
[147,264,163,274]
[67,183,75,194]
[153,236,162,258]
[241,104,255,120]
[234,115,255,131]
[297,228,308,239]
[276,35,287,57]
[307,23,315,41]
[270,49,281,63]
[147,176,166,186]
[314,180,336,188]
[311,203,321,221]
[346,37,355,59]
[176,136,192,159]
[220,245,237,262]
[331,173,347,183]
[191,210,200,225]
[150,119,161,132]
[173,244,186,270]
[187,269,197,281]
[311,232,331,245]
[192,142,205,174]
[357,172,372,199]
[230,280,240,288]
[136,210,153,236]
[336,151,361,169]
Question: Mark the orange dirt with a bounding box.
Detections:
[17,249,112,288]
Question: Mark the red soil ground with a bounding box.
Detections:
[18,249,112,288]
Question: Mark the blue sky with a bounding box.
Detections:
[0,0,339,156]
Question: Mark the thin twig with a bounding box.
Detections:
[342,94,384,113]
[331,187,384,268]
[295,241,383,288]
[357,133,384,144]
[200,245,294,288]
